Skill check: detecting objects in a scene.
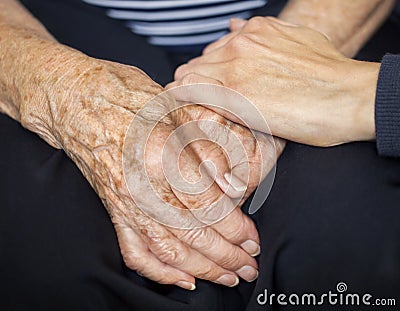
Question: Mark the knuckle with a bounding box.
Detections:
[247,16,280,35]
[196,264,220,281]
[218,210,249,241]
[188,57,201,65]
[121,251,141,270]
[220,248,241,267]
[246,16,267,30]
[174,64,189,80]
[193,199,227,224]
[264,16,281,27]
[156,243,186,266]
[181,178,222,208]
[203,45,214,54]
[181,72,199,85]
[229,34,253,52]
[224,221,246,242]
[237,214,257,240]
[181,228,210,249]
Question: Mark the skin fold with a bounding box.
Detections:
[0,0,394,290]
[0,0,287,290]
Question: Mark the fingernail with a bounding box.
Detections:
[175,281,196,291]
[216,274,239,287]
[241,240,260,257]
[236,266,259,282]
[224,173,247,192]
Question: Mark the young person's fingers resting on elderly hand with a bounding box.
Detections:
[169,17,380,147]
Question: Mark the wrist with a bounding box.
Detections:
[341,60,380,142]
[21,43,90,148]
[278,0,395,58]
[0,25,85,148]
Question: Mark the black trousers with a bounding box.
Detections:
[1,1,400,310]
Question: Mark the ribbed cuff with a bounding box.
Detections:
[375,54,400,157]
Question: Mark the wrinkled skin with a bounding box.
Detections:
[0,1,285,288]
[1,0,387,292]
[17,50,283,289]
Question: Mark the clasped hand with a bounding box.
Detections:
[20,50,282,290]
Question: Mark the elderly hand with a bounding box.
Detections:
[13,42,283,289]
[170,17,380,147]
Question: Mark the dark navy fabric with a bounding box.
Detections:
[376,54,400,157]
[1,1,400,310]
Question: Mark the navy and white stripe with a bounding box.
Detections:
[83,0,268,47]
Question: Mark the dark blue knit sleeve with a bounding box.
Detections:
[375,54,400,157]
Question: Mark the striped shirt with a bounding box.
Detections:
[83,0,268,49]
